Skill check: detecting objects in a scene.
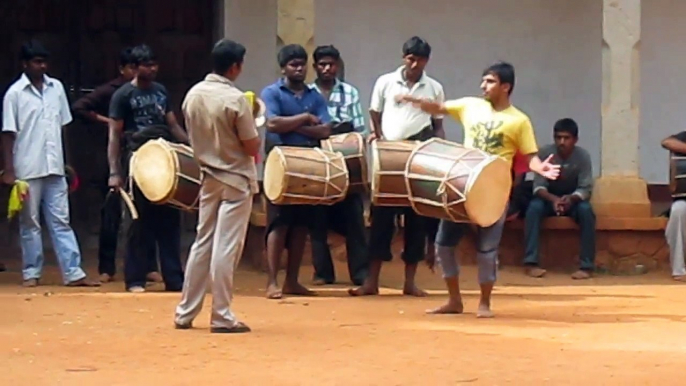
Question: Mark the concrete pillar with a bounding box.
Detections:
[276,0,315,82]
[592,0,651,218]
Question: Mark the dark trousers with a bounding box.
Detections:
[368,205,426,264]
[524,197,596,270]
[425,217,439,244]
[98,187,158,276]
[124,185,184,290]
[310,194,368,284]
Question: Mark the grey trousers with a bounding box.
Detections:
[434,210,507,284]
[174,176,253,328]
[666,200,686,277]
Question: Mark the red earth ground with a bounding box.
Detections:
[1,255,686,385]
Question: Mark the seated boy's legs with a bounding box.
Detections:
[428,219,468,314]
[523,197,556,277]
[401,208,428,297]
[348,205,397,296]
[567,201,596,279]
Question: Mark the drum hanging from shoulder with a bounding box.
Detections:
[405,138,511,227]
[321,132,368,194]
[669,153,686,198]
[370,140,419,207]
[263,146,349,205]
[130,138,201,211]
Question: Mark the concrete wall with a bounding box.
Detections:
[222,0,681,184]
[314,0,602,176]
[641,0,685,184]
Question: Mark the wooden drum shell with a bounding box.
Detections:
[263,146,349,206]
[321,132,368,195]
[370,140,419,207]
[130,138,201,211]
[405,138,512,227]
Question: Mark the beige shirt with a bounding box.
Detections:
[182,74,259,196]
[369,66,444,140]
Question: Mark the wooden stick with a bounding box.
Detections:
[117,188,139,220]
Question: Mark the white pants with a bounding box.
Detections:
[174,176,253,328]
[666,200,686,277]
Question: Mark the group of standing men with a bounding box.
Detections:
[7,33,686,334]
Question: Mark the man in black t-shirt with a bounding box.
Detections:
[107,44,189,293]
[661,132,686,281]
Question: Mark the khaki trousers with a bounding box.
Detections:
[174,175,252,328]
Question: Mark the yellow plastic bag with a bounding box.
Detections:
[7,180,29,220]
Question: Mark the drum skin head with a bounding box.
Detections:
[464,157,512,227]
[264,148,286,202]
[131,140,178,203]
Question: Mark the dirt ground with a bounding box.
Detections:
[1,256,686,386]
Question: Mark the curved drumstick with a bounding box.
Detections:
[116,187,139,220]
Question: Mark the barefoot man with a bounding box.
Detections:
[260,44,332,299]
[398,61,560,317]
[348,36,445,297]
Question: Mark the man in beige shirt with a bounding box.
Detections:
[173,39,260,334]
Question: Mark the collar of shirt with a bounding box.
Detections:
[393,66,427,86]
[17,73,55,90]
[204,73,236,87]
[278,77,315,95]
[309,78,342,96]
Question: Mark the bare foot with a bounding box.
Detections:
[476,303,494,318]
[347,283,379,297]
[403,284,428,297]
[66,278,101,287]
[282,282,317,296]
[426,301,464,314]
[526,267,547,278]
[146,271,163,283]
[673,275,686,282]
[98,273,113,283]
[312,278,333,286]
[266,283,282,299]
[571,270,591,280]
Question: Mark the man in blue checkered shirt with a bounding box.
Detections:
[308,45,368,286]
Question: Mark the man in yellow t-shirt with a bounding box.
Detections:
[397,61,559,318]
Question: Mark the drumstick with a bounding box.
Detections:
[116,187,139,220]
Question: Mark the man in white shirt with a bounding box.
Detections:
[1,40,99,287]
[348,36,444,297]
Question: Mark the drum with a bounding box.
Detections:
[321,132,368,194]
[130,138,201,211]
[405,138,512,227]
[263,146,349,205]
[669,153,686,198]
[371,140,419,207]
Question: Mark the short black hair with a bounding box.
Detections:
[20,40,50,61]
[129,44,156,66]
[211,39,246,74]
[313,45,340,63]
[482,61,515,95]
[553,118,579,138]
[119,47,135,66]
[402,36,431,58]
[278,44,308,68]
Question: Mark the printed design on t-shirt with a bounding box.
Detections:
[128,91,167,130]
[468,120,505,153]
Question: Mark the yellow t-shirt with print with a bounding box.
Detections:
[444,97,538,167]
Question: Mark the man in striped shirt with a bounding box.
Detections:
[308,45,368,286]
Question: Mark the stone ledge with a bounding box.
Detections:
[505,216,667,231]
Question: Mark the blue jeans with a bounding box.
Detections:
[524,197,596,270]
[19,175,86,284]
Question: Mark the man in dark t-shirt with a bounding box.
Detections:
[661,131,686,281]
[107,44,189,293]
[71,47,159,284]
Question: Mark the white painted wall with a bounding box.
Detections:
[315,0,602,176]
[641,0,686,184]
[223,0,683,184]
